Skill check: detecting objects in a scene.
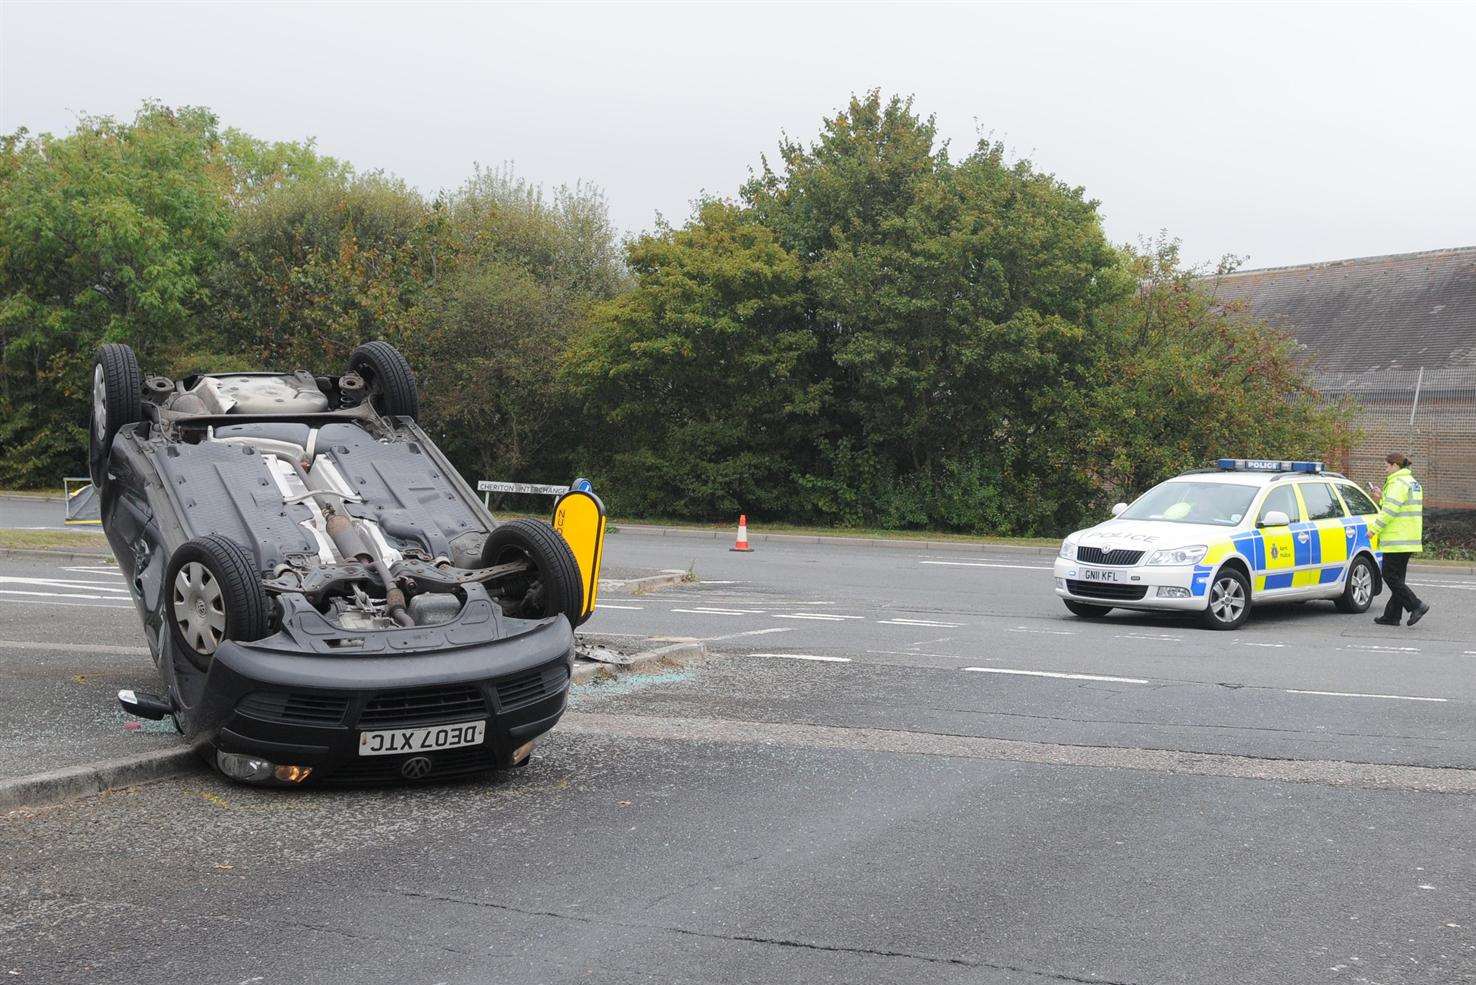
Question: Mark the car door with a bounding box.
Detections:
[1295,480,1351,596]
[1253,484,1302,597]
[1334,481,1380,561]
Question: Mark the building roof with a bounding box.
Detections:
[1204,246,1476,393]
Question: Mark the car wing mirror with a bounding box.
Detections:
[1110,502,1127,517]
[1259,510,1290,528]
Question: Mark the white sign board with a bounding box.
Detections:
[477,481,570,496]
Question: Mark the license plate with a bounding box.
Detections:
[358,720,486,757]
[1078,567,1122,583]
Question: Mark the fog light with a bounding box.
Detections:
[274,764,313,784]
[1156,586,1191,598]
[511,740,535,765]
[216,751,276,783]
[1054,578,1067,590]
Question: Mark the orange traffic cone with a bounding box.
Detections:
[730,514,754,552]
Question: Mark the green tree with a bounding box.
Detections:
[0,104,235,485]
[570,200,822,516]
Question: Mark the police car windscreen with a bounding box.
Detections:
[1120,481,1257,526]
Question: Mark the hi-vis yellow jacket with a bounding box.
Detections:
[1370,467,1423,553]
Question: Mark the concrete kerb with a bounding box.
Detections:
[573,639,705,685]
[1,636,705,814]
[0,747,200,814]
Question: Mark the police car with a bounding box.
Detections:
[1053,460,1383,630]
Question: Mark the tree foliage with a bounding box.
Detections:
[1,95,1349,538]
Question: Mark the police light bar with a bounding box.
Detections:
[1216,458,1323,474]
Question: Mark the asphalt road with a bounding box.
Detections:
[2,526,1474,983]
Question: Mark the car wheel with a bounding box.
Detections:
[1199,567,1251,630]
[349,340,420,419]
[1063,600,1112,618]
[165,535,272,671]
[88,343,143,489]
[1335,555,1378,614]
[482,518,584,628]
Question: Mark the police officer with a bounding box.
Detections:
[1369,452,1430,627]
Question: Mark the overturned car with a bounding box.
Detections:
[91,340,603,785]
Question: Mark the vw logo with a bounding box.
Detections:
[400,756,433,780]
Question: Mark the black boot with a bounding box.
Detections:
[1373,615,1401,626]
[1407,603,1430,626]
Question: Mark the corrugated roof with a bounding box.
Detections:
[1203,246,1476,392]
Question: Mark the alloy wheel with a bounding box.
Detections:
[1210,576,1246,624]
[1351,564,1373,607]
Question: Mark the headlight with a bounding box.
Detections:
[1145,545,1207,566]
[1059,539,1077,560]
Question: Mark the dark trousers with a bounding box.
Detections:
[1381,553,1424,620]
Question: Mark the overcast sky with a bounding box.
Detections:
[3,1,1474,269]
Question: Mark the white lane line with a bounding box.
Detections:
[878,618,964,628]
[1007,626,1078,637]
[774,613,865,621]
[1115,633,1184,642]
[920,560,1053,572]
[62,566,123,577]
[698,580,742,585]
[754,653,852,663]
[1408,582,1476,590]
[0,588,125,601]
[1232,640,1287,648]
[703,627,793,642]
[1339,643,1421,654]
[0,576,130,593]
[1285,689,1447,703]
[0,597,132,610]
[671,607,766,616]
[963,666,1149,685]
[0,639,150,656]
[596,603,645,610]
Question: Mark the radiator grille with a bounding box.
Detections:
[494,663,570,711]
[1065,580,1148,601]
[323,745,499,784]
[359,684,488,728]
[236,690,350,727]
[1076,547,1145,566]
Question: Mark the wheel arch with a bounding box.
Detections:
[1349,548,1382,593]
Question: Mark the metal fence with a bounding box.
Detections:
[1318,367,1476,510]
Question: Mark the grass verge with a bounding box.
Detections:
[0,528,109,551]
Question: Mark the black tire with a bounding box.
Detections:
[1199,566,1251,630]
[165,535,272,671]
[1335,555,1378,614]
[482,518,584,628]
[88,343,143,488]
[1063,600,1112,618]
[349,341,419,419]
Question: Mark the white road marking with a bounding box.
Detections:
[703,627,793,642]
[0,588,123,601]
[1408,581,1476,590]
[1339,643,1421,654]
[1115,633,1184,642]
[754,653,852,663]
[0,597,132,610]
[774,613,865,621]
[878,618,964,628]
[1007,626,1078,637]
[671,607,766,616]
[963,666,1149,684]
[596,603,645,610]
[920,560,1053,572]
[62,566,124,577]
[0,576,130,593]
[0,639,149,656]
[1285,689,1447,703]
[1232,640,1287,648]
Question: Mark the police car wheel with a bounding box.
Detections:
[1199,568,1251,630]
[1063,600,1112,618]
[1335,555,1377,614]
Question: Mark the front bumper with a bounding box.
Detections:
[190,617,575,784]
[1051,556,1208,613]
